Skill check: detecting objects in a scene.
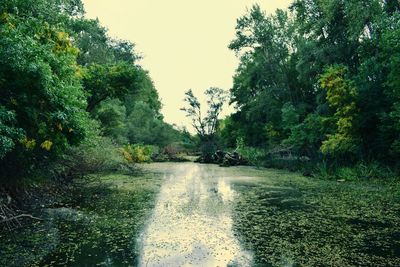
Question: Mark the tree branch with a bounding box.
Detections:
[1,214,44,223]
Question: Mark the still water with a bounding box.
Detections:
[137,163,252,266]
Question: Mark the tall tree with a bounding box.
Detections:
[181,87,227,161]
[181,88,227,139]
[0,0,91,178]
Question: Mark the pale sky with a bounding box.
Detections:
[82,0,292,131]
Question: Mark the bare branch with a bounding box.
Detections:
[0,214,44,223]
[181,87,227,138]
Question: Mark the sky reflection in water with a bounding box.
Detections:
[138,163,252,267]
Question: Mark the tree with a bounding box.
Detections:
[93,99,128,144]
[181,88,227,162]
[227,5,308,147]
[0,0,92,179]
[124,68,162,118]
[319,65,360,157]
[220,1,400,170]
[68,18,138,66]
[181,88,227,139]
[82,62,139,112]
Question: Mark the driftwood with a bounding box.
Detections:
[196,150,248,166]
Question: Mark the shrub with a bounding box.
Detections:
[236,146,266,167]
[355,161,394,180]
[122,144,157,163]
[49,137,126,180]
[315,161,396,181]
[199,140,218,163]
[335,166,359,181]
[159,143,191,162]
[163,144,181,158]
[314,161,333,180]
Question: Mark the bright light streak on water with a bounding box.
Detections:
[137,163,252,267]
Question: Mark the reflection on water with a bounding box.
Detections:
[218,179,236,203]
[138,163,252,266]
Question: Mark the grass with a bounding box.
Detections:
[231,168,400,266]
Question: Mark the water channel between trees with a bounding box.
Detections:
[2,162,399,266]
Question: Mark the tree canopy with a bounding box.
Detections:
[219,0,400,168]
[0,0,184,181]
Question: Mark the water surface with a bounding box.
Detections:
[138,163,252,266]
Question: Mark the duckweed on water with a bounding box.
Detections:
[1,164,399,267]
[0,172,162,267]
[231,168,400,266]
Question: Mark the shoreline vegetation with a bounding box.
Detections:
[1,0,400,266]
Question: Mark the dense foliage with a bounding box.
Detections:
[0,0,187,183]
[219,0,400,174]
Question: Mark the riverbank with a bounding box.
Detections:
[0,171,163,266]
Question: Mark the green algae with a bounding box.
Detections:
[0,172,162,267]
[230,168,400,266]
[1,164,399,267]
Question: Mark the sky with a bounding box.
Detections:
[82,0,292,131]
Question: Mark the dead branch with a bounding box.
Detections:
[1,214,44,223]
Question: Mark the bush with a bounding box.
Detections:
[335,166,359,181]
[314,161,333,180]
[309,161,397,181]
[158,143,190,162]
[235,145,312,171]
[49,137,126,180]
[236,146,266,167]
[334,161,395,181]
[163,144,181,158]
[122,144,158,163]
[199,140,218,163]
